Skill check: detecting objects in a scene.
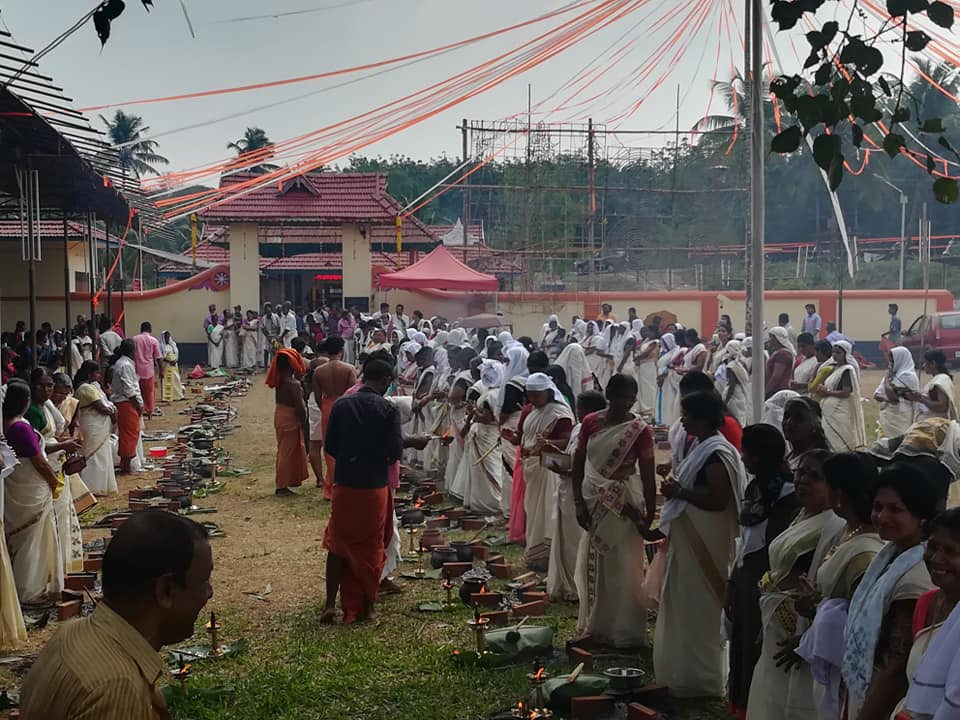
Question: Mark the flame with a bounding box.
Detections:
[414,499,424,509]
[478,585,488,594]
[174,663,192,676]
[534,668,545,681]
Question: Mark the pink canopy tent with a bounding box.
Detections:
[377,244,498,291]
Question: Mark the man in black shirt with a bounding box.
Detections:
[321,358,403,624]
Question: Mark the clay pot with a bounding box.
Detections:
[420,528,444,549]
[459,578,487,605]
[430,546,458,569]
[449,541,474,563]
[400,508,425,527]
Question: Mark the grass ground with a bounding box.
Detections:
[0,369,903,719]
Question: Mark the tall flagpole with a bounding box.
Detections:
[750,0,765,421]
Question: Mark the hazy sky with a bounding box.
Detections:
[0,0,908,182]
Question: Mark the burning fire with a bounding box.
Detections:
[414,499,424,509]
[478,585,488,594]
[173,663,192,676]
[534,668,545,681]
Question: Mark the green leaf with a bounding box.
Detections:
[887,0,930,16]
[820,20,839,45]
[878,76,892,97]
[815,62,832,86]
[771,0,804,30]
[939,136,960,161]
[851,123,864,148]
[891,107,911,123]
[927,154,936,174]
[928,1,954,28]
[921,118,945,133]
[804,51,821,69]
[771,125,803,154]
[905,30,932,51]
[796,95,822,130]
[812,133,841,170]
[828,154,845,191]
[933,177,959,203]
[883,133,906,157]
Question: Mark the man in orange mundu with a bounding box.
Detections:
[312,336,357,500]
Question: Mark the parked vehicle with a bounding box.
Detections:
[575,251,629,275]
[899,312,960,367]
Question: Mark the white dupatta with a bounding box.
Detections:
[822,363,867,451]
[659,433,744,537]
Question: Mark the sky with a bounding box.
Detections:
[1,1,759,175]
[0,0,922,185]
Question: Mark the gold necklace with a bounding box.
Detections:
[822,524,865,563]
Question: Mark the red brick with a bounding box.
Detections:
[470,591,503,607]
[489,563,513,579]
[628,704,659,720]
[512,600,545,617]
[110,515,132,528]
[426,516,449,529]
[480,610,510,626]
[570,696,614,719]
[520,591,549,605]
[461,518,486,531]
[56,600,82,621]
[472,545,490,561]
[633,684,669,704]
[82,556,102,573]
[422,492,444,506]
[441,562,472,578]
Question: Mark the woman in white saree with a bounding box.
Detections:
[874,346,919,440]
[515,373,574,570]
[409,347,437,469]
[657,332,684,426]
[912,349,959,423]
[222,308,239,369]
[815,341,866,452]
[161,331,184,402]
[652,390,745,698]
[0,434,25,646]
[746,449,844,720]
[572,374,656,647]
[840,465,935,720]
[632,326,660,420]
[207,321,224,369]
[582,321,608,391]
[241,311,260,370]
[73,361,118,496]
[2,381,64,604]
[444,365,475,500]
[556,342,593,400]
[460,390,503,516]
[795,453,884,720]
[718,339,752,427]
[499,345,530,524]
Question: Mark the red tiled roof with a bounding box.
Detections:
[0,220,106,241]
[159,239,401,273]
[198,172,432,241]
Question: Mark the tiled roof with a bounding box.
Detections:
[198,172,431,241]
[159,240,401,273]
[0,220,106,241]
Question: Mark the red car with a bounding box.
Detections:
[899,312,960,367]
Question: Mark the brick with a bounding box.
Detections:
[441,562,473,578]
[566,646,594,670]
[426,516,449,529]
[82,556,102,573]
[472,545,490,561]
[128,488,160,499]
[486,554,505,565]
[470,591,503,607]
[445,509,468,520]
[110,515,132,529]
[570,696,614,719]
[461,518,486,531]
[489,563,513,579]
[512,600,545,617]
[520,591,549,606]
[56,600,82,621]
[480,610,510,626]
[627,704,659,720]
[63,572,97,590]
[516,581,539,593]
[422,492,444,506]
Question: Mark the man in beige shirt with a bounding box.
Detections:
[19,511,213,720]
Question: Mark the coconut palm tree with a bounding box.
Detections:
[692,67,777,134]
[99,109,169,179]
[227,127,277,173]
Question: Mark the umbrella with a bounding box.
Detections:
[644,310,678,327]
[457,313,510,329]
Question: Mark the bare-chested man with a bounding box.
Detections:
[313,336,358,500]
[304,343,330,488]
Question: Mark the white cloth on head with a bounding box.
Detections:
[555,342,592,397]
[498,331,518,349]
[447,327,467,348]
[761,390,800,431]
[831,340,858,376]
[525,372,565,405]
[572,319,588,340]
[497,345,529,412]
[480,359,503,389]
[769,326,796,358]
[874,346,919,439]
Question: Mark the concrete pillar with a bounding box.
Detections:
[228,222,260,313]
[341,222,372,312]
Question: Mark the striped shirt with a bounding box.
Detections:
[19,603,169,719]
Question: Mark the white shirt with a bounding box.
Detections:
[280,311,298,347]
[109,356,143,404]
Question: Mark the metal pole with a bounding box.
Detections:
[461,117,469,262]
[63,214,72,376]
[587,117,596,292]
[105,223,113,325]
[118,224,125,335]
[922,203,930,319]
[26,170,38,370]
[899,193,907,290]
[87,213,97,336]
[838,235,847,331]
[749,0,765,421]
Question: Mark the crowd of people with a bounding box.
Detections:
[266,301,960,720]
[4,298,960,720]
